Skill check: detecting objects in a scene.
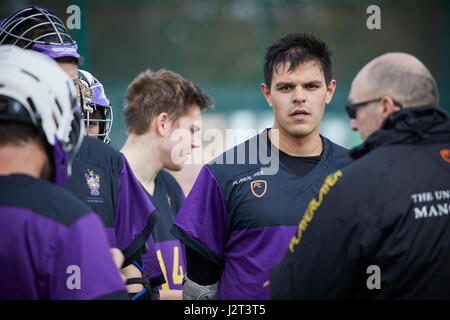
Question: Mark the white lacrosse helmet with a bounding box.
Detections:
[0,45,83,185]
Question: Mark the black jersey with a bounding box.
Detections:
[172,129,352,299]
[142,170,186,290]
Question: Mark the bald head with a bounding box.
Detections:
[350,52,439,108]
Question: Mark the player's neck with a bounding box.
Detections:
[0,141,47,179]
[121,133,162,193]
[269,127,323,157]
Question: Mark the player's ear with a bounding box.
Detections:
[380,96,397,118]
[261,83,273,108]
[325,79,336,104]
[155,112,170,137]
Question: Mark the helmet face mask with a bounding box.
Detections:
[0,45,83,185]
[78,70,113,144]
[0,6,84,184]
[0,6,80,60]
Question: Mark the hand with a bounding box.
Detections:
[159,289,183,300]
[263,281,270,288]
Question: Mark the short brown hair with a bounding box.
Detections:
[124,69,213,135]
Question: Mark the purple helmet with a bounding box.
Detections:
[0,6,80,61]
[78,69,113,144]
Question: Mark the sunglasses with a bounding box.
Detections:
[345,97,403,119]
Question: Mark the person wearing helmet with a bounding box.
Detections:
[0,46,128,299]
[0,6,80,102]
[78,70,113,143]
[0,6,158,300]
[77,68,167,299]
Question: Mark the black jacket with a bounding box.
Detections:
[270,106,450,299]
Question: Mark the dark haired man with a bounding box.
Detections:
[171,33,352,299]
[270,52,450,299]
[121,69,213,299]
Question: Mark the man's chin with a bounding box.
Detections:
[164,162,184,172]
[284,126,314,139]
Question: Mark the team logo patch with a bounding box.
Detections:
[440,149,450,163]
[85,170,101,196]
[251,180,267,198]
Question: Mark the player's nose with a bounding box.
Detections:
[350,118,359,132]
[292,86,307,104]
[191,131,202,149]
[191,139,201,149]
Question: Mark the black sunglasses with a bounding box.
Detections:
[345,97,403,119]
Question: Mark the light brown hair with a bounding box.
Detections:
[124,69,213,135]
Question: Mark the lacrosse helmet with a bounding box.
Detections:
[0,6,80,61]
[0,45,83,185]
[78,69,113,144]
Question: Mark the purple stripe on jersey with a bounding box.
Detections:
[114,154,156,252]
[173,166,229,258]
[217,225,297,300]
[0,206,126,299]
[152,240,186,290]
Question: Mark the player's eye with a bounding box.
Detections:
[305,83,320,89]
[279,85,292,91]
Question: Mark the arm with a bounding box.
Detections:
[115,154,157,261]
[170,165,229,299]
[115,155,159,299]
[159,289,182,300]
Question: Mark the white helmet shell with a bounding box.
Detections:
[0,45,83,184]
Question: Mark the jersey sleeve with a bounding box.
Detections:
[171,165,228,265]
[49,212,128,300]
[142,236,166,287]
[115,154,158,261]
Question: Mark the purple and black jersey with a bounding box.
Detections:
[65,136,157,262]
[0,174,127,299]
[171,129,352,299]
[142,170,187,290]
